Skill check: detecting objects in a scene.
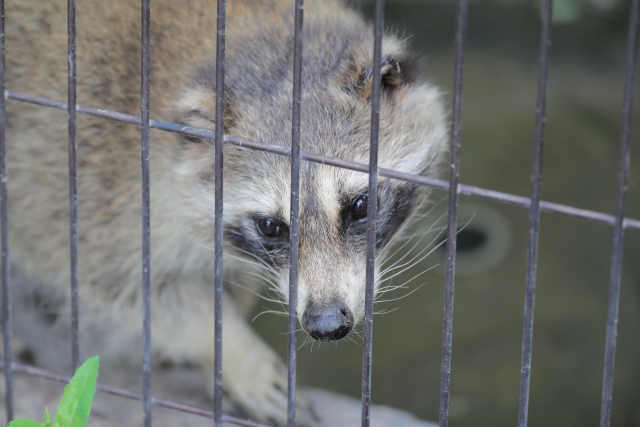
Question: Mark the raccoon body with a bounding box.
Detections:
[4,0,447,424]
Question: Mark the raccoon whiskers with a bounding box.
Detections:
[350,327,364,344]
[374,283,425,304]
[380,211,446,279]
[225,279,285,306]
[374,307,399,315]
[375,191,441,262]
[379,212,475,283]
[229,266,283,297]
[379,246,441,284]
[222,256,287,306]
[343,334,361,347]
[377,208,448,275]
[298,334,312,351]
[225,246,282,278]
[251,308,289,322]
[378,228,443,279]
[191,236,283,278]
[256,241,284,274]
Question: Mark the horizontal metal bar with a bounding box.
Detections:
[0,360,274,427]
[5,90,640,231]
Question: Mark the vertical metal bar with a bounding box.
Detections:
[0,0,12,422]
[600,0,640,425]
[361,0,383,426]
[67,0,80,372]
[438,1,467,426]
[517,1,552,426]
[213,0,226,426]
[140,0,152,426]
[287,0,304,426]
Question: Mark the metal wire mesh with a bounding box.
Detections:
[67,0,80,374]
[438,0,467,425]
[517,0,552,425]
[213,1,227,426]
[600,1,640,425]
[287,1,304,426]
[0,0,11,420]
[361,2,384,427]
[0,0,638,426]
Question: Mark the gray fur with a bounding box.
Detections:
[3,0,447,425]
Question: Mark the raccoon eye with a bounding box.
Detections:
[351,196,368,221]
[256,218,284,238]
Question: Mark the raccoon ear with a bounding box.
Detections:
[176,86,236,145]
[353,55,421,100]
[359,56,404,90]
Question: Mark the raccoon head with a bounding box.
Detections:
[172,14,448,342]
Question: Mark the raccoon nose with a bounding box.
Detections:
[302,301,354,342]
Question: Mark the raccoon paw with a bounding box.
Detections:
[210,345,319,426]
[295,389,321,427]
[237,356,289,425]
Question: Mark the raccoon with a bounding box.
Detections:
[4,0,447,424]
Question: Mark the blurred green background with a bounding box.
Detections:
[251,1,640,426]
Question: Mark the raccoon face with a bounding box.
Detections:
[173,27,447,341]
[219,161,423,341]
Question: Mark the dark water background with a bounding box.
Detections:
[252,1,640,426]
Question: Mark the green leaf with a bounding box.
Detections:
[55,356,99,427]
[44,408,51,426]
[7,420,43,427]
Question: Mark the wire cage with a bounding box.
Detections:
[1,0,639,426]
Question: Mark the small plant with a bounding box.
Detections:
[7,356,99,427]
